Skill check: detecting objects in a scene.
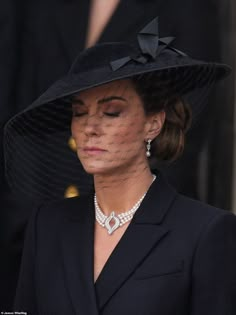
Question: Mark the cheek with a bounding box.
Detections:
[109,122,145,151]
[71,120,81,141]
[71,120,76,135]
[118,116,146,140]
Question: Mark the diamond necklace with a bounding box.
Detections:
[94,175,156,235]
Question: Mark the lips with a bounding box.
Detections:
[83,146,107,155]
[84,146,106,152]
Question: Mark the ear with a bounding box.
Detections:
[145,110,166,140]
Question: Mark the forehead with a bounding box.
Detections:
[74,79,138,101]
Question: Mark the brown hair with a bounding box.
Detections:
[132,73,192,162]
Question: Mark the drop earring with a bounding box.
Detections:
[146,139,152,157]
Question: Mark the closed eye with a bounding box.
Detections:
[72,111,87,117]
[104,112,120,117]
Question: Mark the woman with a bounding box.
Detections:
[5,18,236,314]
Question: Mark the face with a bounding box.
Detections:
[71,79,165,176]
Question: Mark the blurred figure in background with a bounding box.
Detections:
[0,0,233,309]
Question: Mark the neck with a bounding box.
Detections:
[94,166,155,216]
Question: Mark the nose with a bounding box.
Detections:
[84,113,101,136]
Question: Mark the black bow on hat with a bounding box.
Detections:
[110,17,187,71]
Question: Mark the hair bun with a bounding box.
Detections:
[153,99,192,162]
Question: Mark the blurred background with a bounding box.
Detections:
[0,0,235,309]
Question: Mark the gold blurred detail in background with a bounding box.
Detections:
[68,136,77,152]
[64,185,80,198]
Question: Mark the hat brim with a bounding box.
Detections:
[29,57,230,110]
[5,57,230,136]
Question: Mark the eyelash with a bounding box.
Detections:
[72,113,85,117]
[72,112,120,117]
[104,112,120,117]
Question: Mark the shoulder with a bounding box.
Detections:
[25,194,93,247]
[32,194,93,226]
[173,193,230,218]
[168,193,236,236]
[162,193,236,274]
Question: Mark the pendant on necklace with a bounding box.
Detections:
[104,211,120,235]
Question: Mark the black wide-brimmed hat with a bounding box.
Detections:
[4,17,231,200]
[14,18,229,112]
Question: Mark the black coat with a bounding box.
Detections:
[14,173,236,314]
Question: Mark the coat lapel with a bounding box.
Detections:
[61,173,177,313]
[61,195,99,315]
[95,172,177,310]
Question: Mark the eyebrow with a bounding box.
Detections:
[97,96,127,104]
[71,98,84,105]
[71,96,127,105]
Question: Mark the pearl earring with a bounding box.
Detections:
[146,139,152,157]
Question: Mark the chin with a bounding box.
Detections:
[81,162,116,176]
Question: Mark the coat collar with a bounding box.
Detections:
[132,171,177,224]
[62,172,177,313]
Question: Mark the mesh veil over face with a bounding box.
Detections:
[4,18,231,201]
